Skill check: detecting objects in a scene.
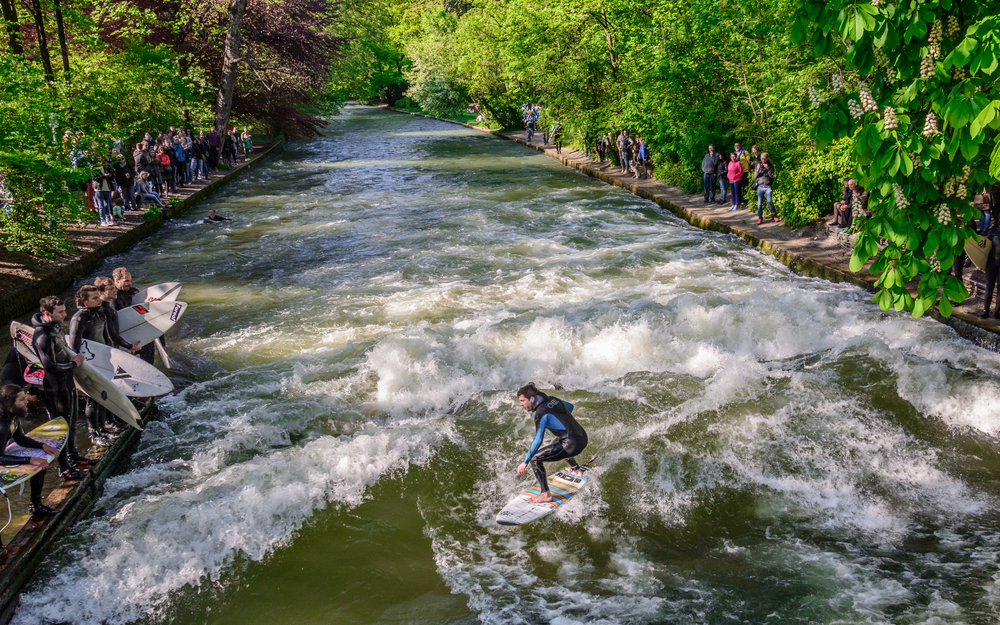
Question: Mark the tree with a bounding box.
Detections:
[792,0,1000,317]
[213,0,247,134]
[0,0,23,56]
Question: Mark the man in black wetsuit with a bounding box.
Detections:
[0,385,62,516]
[68,285,122,446]
[113,267,157,365]
[30,296,88,479]
[515,383,588,504]
[207,209,231,222]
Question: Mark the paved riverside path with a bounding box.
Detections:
[499,129,1000,349]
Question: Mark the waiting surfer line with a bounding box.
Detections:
[1,268,185,522]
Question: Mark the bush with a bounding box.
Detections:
[772,139,852,227]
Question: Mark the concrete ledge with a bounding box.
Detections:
[0,140,283,327]
[0,399,158,624]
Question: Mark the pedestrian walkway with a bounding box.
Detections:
[501,130,1000,350]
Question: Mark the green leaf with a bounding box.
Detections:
[849,249,867,273]
[939,296,952,316]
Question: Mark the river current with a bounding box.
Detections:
[12,106,1000,624]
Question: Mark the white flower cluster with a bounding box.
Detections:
[957,183,968,199]
[832,74,845,94]
[929,19,943,57]
[912,151,922,170]
[934,203,953,225]
[871,0,883,6]
[921,55,936,79]
[808,86,823,106]
[928,255,942,272]
[959,165,971,182]
[860,85,877,112]
[944,178,955,196]
[848,99,864,119]
[883,106,898,130]
[874,47,889,67]
[947,15,960,38]
[923,111,938,136]
[953,66,967,80]
[893,183,910,209]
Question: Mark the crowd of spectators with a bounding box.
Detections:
[65,125,253,227]
[589,131,651,180]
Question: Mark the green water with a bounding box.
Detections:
[13,106,1000,624]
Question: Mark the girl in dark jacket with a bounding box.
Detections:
[754,152,778,224]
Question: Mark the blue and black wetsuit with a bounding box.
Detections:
[0,412,47,506]
[524,392,588,492]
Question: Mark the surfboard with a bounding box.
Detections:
[117,301,188,348]
[75,339,173,397]
[964,235,992,271]
[132,282,182,305]
[0,418,68,491]
[9,322,143,430]
[496,467,590,526]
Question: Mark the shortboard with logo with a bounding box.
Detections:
[0,418,68,491]
[73,339,173,397]
[964,235,992,271]
[9,322,143,430]
[117,300,188,348]
[496,467,590,526]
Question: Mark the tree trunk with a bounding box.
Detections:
[28,0,53,81]
[212,0,247,135]
[0,0,23,57]
[52,0,69,81]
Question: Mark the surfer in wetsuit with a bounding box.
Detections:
[30,296,88,479]
[207,209,231,222]
[516,383,588,504]
[113,267,156,365]
[0,384,62,516]
[68,285,119,446]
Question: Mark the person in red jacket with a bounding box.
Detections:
[727,153,743,211]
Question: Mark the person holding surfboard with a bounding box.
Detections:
[68,285,119,446]
[515,383,588,504]
[112,268,157,365]
[0,385,61,516]
[31,296,88,479]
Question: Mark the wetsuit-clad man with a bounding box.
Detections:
[515,383,588,504]
[0,384,62,516]
[113,267,157,365]
[96,277,137,434]
[207,209,231,222]
[68,285,118,446]
[30,296,87,479]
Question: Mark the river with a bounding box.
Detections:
[12,105,1000,624]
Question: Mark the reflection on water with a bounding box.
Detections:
[13,106,1000,625]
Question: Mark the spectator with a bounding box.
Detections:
[190,135,205,182]
[727,153,743,211]
[207,126,221,171]
[113,154,137,214]
[241,127,253,162]
[701,145,720,203]
[829,178,853,227]
[840,180,869,230]
[93,158,115,226]
[157,145,176,197]
[637,139,650,179]
[196,132,211,180]
[977,191,993,233]
[716,150,729,204]
[551,123,562,155]
[981,219,1000,319]
[617,130,632,174]
[172,136,188,187]
[0,384,62,517]
[735,143,750,206]
[134,172,165,207]
[148,144,164,196]
[753,152,778,224]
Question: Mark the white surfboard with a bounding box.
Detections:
[117,301,188,347]
[74,339,173,397]
[132,282,181,305]
[964,235,992,271]
[9,322,143,430]
[496,467,590,526]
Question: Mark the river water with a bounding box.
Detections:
[12,105,1000,624]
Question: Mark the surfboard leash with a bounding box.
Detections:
[0,487,9,549]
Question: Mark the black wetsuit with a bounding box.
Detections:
[101,301,132,350]
[68,306,112,438]
[114,285,155,365]
[30,313,78,469]
[525,393,588,492]
[0,413,47,505]
[1,348,27,387]
[207,214,231,221]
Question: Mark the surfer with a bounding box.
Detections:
[112,267,157,365]
[30,297,88,479]
[0,385,62,516]
[95,277,140,355]
[68,285,120,445]
[207,209,231,222]
[515,383,588,504]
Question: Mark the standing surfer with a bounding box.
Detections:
[112,267,157,365]
[515,383,588,504]
[30,296,88,479]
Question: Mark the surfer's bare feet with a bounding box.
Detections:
[568,466,585,476]
[528,492,553,504]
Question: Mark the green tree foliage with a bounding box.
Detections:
[328,0,416,103]
[793,0,1000,317]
